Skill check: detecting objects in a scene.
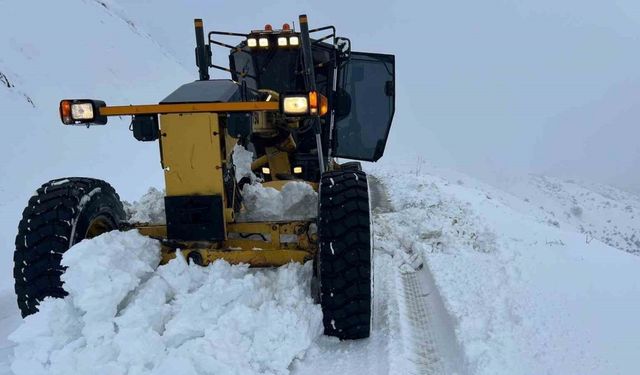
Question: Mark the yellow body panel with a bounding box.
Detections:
[266,147,291,177]
[160,113,225,197]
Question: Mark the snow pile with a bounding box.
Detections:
[124,187,166,224]
[232,145,317,221]
[232,144,259,184]
[373,165,640,375]
[240,182,317,221]
[9,231,323,375]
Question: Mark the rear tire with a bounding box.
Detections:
[317,169,372,339]
[13,178,125,317]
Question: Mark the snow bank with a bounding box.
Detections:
[9,231,322,375]
[373,166,640,375]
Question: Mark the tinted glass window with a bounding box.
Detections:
[229,50,258,90]
[334,52,395,161]
[230,48,303,93]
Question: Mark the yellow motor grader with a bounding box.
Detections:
[13,15,395,340]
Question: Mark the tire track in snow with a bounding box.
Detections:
[372,176,468,375]
[396,269,443,374]
[395,265,468,375]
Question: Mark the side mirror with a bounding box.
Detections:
[335,89,351,120]
[227,112,252,138]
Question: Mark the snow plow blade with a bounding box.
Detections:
[135,221,316,267]
[162,248,311,267]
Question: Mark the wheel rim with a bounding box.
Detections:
[85,216,114,239]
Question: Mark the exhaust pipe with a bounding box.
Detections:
[194,18,211,81]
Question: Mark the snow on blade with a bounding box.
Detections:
[232,144,318,221]
[9,231,323,375]
[239,182,317,221]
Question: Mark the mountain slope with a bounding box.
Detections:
[0,0,192,282]
[495,174,640,255]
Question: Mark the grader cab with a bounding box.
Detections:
[14,15,395,340]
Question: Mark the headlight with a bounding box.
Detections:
[258,37,269,47]
[289,36,300,46]
[282,96,309,115]
[247,38,257,48]
[71,103,94,120]
[59,99,108,125]
[277,37,288,47]
[293,166,303,174]
[280,91,328,116]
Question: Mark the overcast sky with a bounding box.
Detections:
[122,0,640,191]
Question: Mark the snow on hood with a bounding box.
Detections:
[9,231,323,375]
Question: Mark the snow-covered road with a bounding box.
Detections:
[1,169,639,375]
[374,165,640,375]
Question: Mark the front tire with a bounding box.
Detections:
[13,178,125,317]
[317,169,372,340]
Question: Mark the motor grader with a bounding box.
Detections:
[13,15,395,340]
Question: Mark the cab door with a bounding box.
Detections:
[333,52,395,162]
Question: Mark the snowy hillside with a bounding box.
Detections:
[0,0,192,281]
[1,166,638,375]
[495,174,640,255]
[402,164,640,256]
